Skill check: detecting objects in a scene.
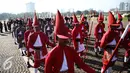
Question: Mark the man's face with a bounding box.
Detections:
[58,38,69,46]
[27,26,33,30]
[75,24,79,27]
[99,21,102,24]
[33,26,40,32]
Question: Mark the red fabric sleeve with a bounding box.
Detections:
[72,28,78,50]
[45,52,54,73]
[74,50,96,73]
[100,33,107,49]
[27,34,34,49]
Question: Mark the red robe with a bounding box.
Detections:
[102,23,105,29]
[94,23,105,39]
[80,23,87,38]
[80,23,87,32]
[117,21,124,37]
[100,29,120,48]
[71,26,83,50]
[100,29,120,65]
[94,23,105,49]
[24,29,34,56]
[45,45,95,73]
[123,28,130,57]
[28,31,55,68]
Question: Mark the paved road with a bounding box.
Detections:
[0,20,129,73]
[0,32,30,73]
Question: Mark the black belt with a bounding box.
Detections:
[33,47,42,50]
[60,70,68,73]
[106,45,115,50]
[98,33,103,34]
[75,39,80,42]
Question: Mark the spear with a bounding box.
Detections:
[102,24,130,73]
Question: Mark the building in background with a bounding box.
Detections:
[119,2,130,11]
[26,2,35,12]
[119,2,125,11]
[127,3,130,11]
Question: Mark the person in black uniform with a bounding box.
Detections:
[4,21,8,32]
[0,21,3,33]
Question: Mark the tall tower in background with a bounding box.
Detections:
[119,2,125,11]
[26,2,35,12]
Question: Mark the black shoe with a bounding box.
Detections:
[24,51,27,56]
[99,51,103,55]
[127,62,130,68]
[22,52,25,56]
[95,52,98,56]
[22,54,24,56]
[76,64,80,69]
[123,62,128,69]
[14,42,17,45]
[27,62,32,68]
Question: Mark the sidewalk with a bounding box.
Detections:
[0,32,30,73]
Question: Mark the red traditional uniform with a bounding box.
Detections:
[71,14,85,56]
[24,18,34,57]
[100,11,120,73]
[80,14,88,38]
[117,13,124,37]
[28,12,55,68]
[123,26,130,66]
[94,13,105,55]
[45,10,95,73]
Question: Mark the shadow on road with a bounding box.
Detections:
[0,33,7,36]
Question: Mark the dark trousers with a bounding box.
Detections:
[0,26,3,33]
[4,24,8,32]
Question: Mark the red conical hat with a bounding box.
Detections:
[80,14,85,22]
[101,12,104,21]
[117,13,122,20]
[26,18,32,27]
[98,12,104,22]
[108,11,119,27]
[73,13,79,24]
[54,10,70,39]
[32,11,39,27]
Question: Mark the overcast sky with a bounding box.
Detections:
[0,0,129,14]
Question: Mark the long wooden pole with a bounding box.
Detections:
[102,24,130,73]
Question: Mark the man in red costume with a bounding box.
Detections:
[122,14,130,68]
[94,12,105,56]
[24,18,34,68]
[71,14,86,57]
[116,13,124,37]
[100,11,120,73]
[28,12,55,73]
[80,14,88,39]
[45,10,95,73]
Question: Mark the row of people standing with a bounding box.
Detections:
[11,10,130,73]
[22,11,95,73]
[93,11,127,73]
[0,21,10,33]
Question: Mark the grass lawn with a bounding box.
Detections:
[123,17,128,22]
